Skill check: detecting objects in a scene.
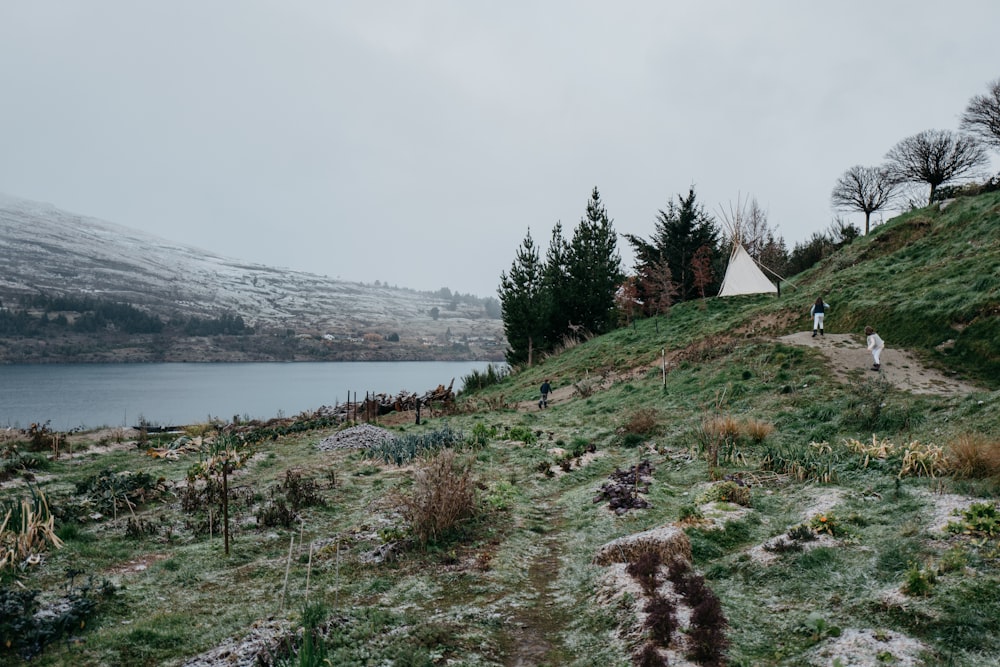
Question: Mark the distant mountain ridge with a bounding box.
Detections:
[0,193,505,362]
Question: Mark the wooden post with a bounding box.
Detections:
[223,463,230,555]
[661,348,666,389]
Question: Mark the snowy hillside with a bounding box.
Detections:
[0,193,503,350]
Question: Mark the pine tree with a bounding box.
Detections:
[498,229,545,366]
[540,221,571,349]
[563,188,623,336]
[625,187,720,305]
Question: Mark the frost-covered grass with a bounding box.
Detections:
[3,192,1000,666]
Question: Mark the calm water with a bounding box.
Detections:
[0,361,494,431]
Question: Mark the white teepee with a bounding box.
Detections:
[718,242,778,297]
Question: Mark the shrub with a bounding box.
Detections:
[619,433,647,449]
[809,513,845,537]
[397,450,478,546]
[459,363,509,393]
[483,479,518,511]
[644,596,677,645]
[506,426,536,445]
[0,579,111,661]
[902,562,936,597]
[467,422,497,448]
[699,480,752,507]
[678,504,703,524]
[744,418,774,445]
[256,497,296,529]
[635,642,667,667]
[848,374,893,427]
[75,468,167,517]
[623,409,661,436]
[0,448,48,482]
[281,469,325,511]
[666,559,728,665]
[698,415,748,467]
[947,502,1000,537]
[760,441,839,483]
[626,549,662,595]
[0,486,64,573]
[687,591,729,666]
[898,440,950,478]
[948,433,1000,479]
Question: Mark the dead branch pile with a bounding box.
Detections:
[325,379,456,421]
[593,459,655,515]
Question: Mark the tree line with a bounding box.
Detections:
[0,295,250,337]
[500,77,1000,367]
[498,186,854,366]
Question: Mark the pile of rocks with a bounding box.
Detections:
[317,423,397,451]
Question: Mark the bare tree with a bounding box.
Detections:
[884,129,990,205]
[690,245,714,300]
[960,78,1000,149]
[642,255,679,317]
[614,277,639,326]
[830,165,899,235]
[717,194,778,260]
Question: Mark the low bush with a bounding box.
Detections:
[699,479,752,507]
[0,486,64,574]
[626,549,662,595]
[459,363,509,393]
[257,497,296,528]
[848,374,894,428]
[506,425,536,445]
[0,579,113,661]
[466,422,497,448]
[947,502,1000,537]
[622,408,661,436]
[280,469,325,511]
[948,433,1000,479]
[397,450,478,546]
[75,468,168,517]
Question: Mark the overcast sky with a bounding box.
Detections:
[2,2,998,298]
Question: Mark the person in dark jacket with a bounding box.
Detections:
[539,379,551,409]
[810,296,830,337]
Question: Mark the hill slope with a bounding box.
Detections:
[2,193,999,667]
[0,193,505,361]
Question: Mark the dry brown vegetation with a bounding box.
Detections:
[396,450,478,546]
[948,432,1000,479]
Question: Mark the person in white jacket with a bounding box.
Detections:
[865,326,884,371]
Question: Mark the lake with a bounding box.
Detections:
[0,361,496,431]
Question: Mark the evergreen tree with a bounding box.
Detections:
[540,221,572,348]
[563,188,623,335]
[498,229,545,366]
[625,187,720,305]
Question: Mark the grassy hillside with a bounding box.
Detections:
[2,193,999,666]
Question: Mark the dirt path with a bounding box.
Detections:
[778,331,981,397]
[512,330,981,414]
[501,502,572,667]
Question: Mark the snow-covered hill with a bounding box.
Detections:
[0,193,503,346]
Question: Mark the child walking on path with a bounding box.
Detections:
[810,297,830,337]
[865,326,884,371]
[539,379,551,409]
